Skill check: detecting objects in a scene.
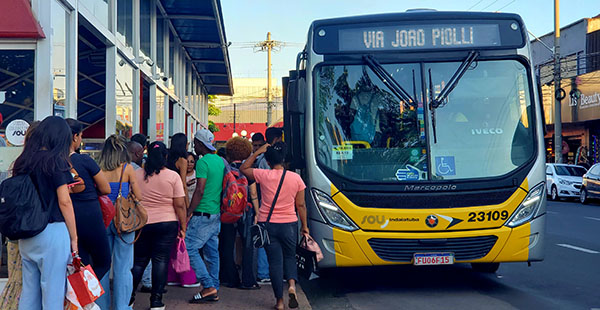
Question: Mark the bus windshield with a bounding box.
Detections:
[315,59,535,182]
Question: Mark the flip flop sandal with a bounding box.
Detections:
[289,292,299,309]
[189,292,219,304]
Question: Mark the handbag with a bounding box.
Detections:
[113,163,147,241]
[69,166,86,194]
[296,234,321,279]
[251,170,286,249]
[98,195,115,228]
[66,256,104,308]
[171,237,191,273]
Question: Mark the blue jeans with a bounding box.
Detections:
[141,263,152,287]
[257,248,270,279]
[19,222,70,310]
[185,214,220,290]
[97,222,134,310]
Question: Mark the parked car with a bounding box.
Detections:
[580,163,600,204]
[545,164,586,201]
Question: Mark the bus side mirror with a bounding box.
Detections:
[287,70,306,115]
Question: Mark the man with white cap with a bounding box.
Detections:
[186,128,225,304]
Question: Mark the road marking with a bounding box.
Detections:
[557,244,599,254]
[547,211,558,214]
[584,216,600,222]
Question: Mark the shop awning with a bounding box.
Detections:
[160,0,233,95]
[0,0,45,39]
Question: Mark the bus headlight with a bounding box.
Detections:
[505,182,545,228]
[311,189,358,232]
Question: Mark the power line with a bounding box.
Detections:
[481,0,501,10]
[467,0,485,10]
[496,0,516,11]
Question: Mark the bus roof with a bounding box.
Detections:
[311,11,525,29]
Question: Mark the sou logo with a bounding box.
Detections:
[361,215,390,228]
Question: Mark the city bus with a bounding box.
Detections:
[283,10,546,272]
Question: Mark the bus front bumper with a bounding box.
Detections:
[314,214,545,268]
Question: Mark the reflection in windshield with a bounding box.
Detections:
[316,64,426,182]
[555,166,586,177]
[315,60,535,183]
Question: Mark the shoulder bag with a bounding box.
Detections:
[113,163,147,242]
[251,169,286,248]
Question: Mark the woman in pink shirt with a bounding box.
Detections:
[131,141,187,309]
[240,142,308,310]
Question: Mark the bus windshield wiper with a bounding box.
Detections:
[429,51,478,143]
[363,55,416,108]
[430,51,479,109]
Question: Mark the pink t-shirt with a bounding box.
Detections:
[136,168,185,225]
[254,169,306,223]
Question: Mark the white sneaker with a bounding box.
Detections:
[182,282,201,288]
[167,282,181,286]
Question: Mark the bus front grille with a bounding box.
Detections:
[367,236,498,262]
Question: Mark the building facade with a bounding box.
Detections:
[0,0,233,166]
[531,14,600,166]
[211,77,283,142]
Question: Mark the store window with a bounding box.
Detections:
[140,0,151,59]
[0,50,35,183]
[79,0,109,30]
[117,0,133,51]
[116,54,134,137]
[156,7,165,75]
[52,0,69,118]
[156,90,165,141]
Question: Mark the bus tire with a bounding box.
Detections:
[471,262,500,273]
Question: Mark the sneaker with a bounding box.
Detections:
[258,278,271,285]
[150,299,165,310]
[181,282,201,288]
[167,282,181,286]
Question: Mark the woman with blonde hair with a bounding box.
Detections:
[96,134,142,310]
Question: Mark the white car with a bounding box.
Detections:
[546,164,587,201]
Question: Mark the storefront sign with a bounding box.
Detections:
[569,91,600,109]
[544,71,600,124]
[5,119,29,146]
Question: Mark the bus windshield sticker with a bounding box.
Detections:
[435,156,456,176]
[332,145,353,160]
[396,165,421,181]
[339,24,500,52]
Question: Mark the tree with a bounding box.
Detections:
[207,95,221,133]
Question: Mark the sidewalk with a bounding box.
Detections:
[132,283,311,310]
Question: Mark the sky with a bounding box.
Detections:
[220,0,600,83]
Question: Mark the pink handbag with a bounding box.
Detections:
[171,237,191,273]
[301,234,323,262]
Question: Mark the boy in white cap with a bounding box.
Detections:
[186,128,225,303]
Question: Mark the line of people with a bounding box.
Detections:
[0,116,309,310]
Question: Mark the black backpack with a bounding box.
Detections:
[0,174,50,240]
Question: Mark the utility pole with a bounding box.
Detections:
[554,0,563,163]
[255,32,282,126]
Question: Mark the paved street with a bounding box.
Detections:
[300,200,600,310]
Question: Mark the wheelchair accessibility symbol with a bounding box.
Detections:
[435,156,456,176]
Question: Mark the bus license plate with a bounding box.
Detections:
[413,253,454,266]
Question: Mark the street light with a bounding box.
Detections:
[241,130,248,137]
[232,132,239,137]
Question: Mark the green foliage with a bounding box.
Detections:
[207,95,221,132]
[208,120,219,133]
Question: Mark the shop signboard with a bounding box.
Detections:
[543,70,600,124]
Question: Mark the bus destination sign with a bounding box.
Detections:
[338,24,501,52]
